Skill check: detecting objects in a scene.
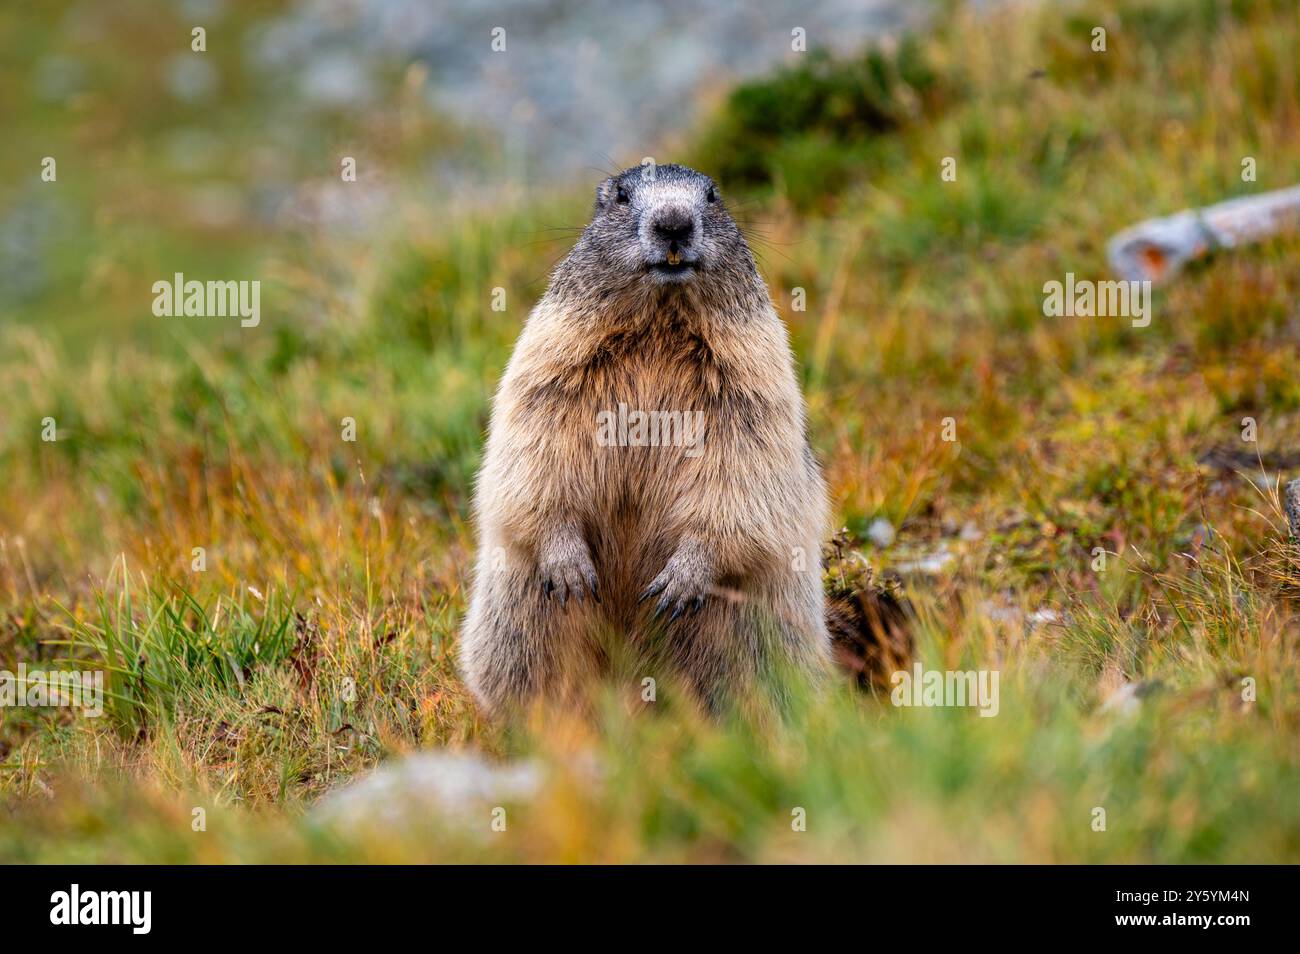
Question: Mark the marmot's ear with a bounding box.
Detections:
[595,178,615,208]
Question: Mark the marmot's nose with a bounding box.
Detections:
[651,209,695,246]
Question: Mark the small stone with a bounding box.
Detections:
[866,517,896,548]
[1027,608,1060,628]
[1100,682,1143,717]
[312,751,542,832]
[894,547,953,576]
[1100,679,1164,717]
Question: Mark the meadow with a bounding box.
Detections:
[1,0,1298,862]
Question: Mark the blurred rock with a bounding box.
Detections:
[893,546,952,575]
[299,51,373,107]
[866,517,896,548]
[252,0,922,180]
[164,54,218,103]
[0,193,72,306]
[313,751,542,830]
[1027,608,1060,628]
[33,55,88,102]
[1099,679,1164,718]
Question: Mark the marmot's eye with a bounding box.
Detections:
[615,186,630,204]
[706,186,717,203]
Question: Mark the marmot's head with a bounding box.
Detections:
[580,163,752,288]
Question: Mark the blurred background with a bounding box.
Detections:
[0,0,921,345]
[2,0,1299,863]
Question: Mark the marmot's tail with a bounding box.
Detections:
[825,585,913,691]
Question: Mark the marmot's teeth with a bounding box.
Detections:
[667,251,681,265]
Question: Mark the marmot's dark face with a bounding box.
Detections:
[586,163,748,287]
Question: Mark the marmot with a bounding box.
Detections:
[460,163,835,717]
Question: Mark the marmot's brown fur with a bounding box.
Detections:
[461,163,865,716]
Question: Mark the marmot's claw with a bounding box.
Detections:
[649,593,702,622]
[540,547,598,609]
[643,548,713,621]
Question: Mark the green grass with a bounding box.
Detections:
[2,0,1299,862]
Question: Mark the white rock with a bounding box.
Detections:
[894,547,953,575]
[1099,682,1143,718]
[1027,608,1061,628]
[866,517,896,548]
[313,751,542,830]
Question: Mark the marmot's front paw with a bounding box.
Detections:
[539,542,599,606]
[640,545,714,621]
